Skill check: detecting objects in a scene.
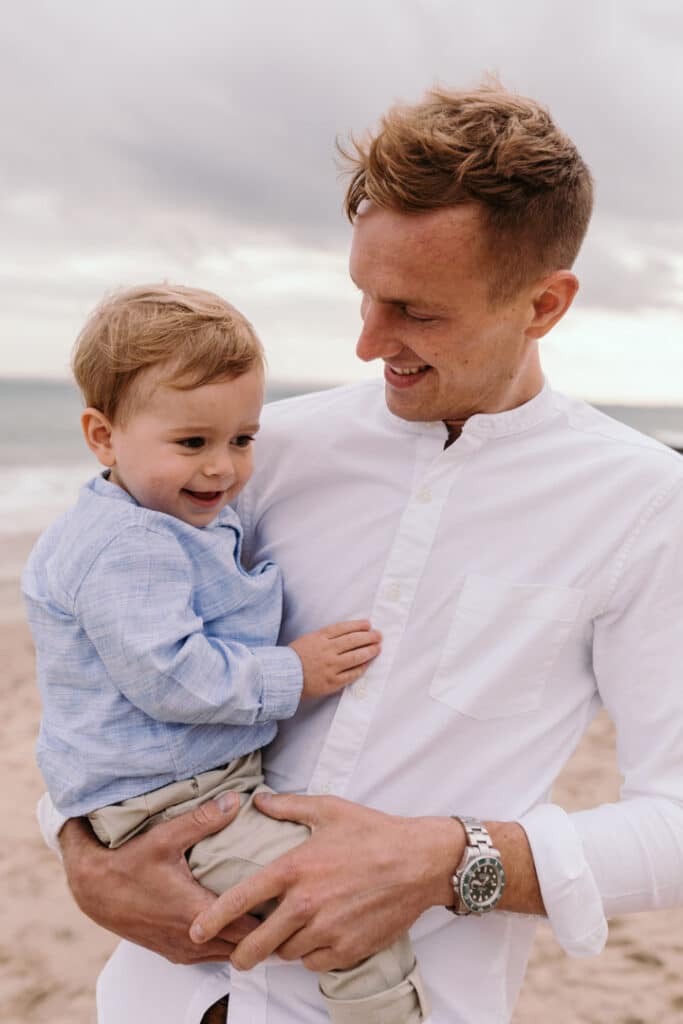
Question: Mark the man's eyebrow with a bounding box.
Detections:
[349,274,446,313]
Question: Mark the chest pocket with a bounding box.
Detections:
[430,573,584,719]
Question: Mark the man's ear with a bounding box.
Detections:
[526,271,579,341]
[81,408,117,467]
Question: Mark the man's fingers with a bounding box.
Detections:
[230,904,311,971]
[252,791,328,829]
[152,793,241,856]
[323,619,371,639]
[302,947,346,973]
[217,913,261,945]
[184,939,237,962]
[190,865,284,942]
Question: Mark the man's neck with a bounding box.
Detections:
[443,420,466,448]
[442,370,545,448]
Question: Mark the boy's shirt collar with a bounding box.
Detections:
[86,471,238,531]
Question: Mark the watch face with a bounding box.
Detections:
[460,856,506,913]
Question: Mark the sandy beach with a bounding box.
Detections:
[2,532,682,1023]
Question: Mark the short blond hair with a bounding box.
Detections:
[72,283,264,421]
[342,84,594,300]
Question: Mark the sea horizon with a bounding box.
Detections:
[1,376,682,544]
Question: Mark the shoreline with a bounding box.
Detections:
[2,542,682,1022]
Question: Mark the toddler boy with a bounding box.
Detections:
[22,284,429,1024]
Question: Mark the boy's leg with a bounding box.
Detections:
[87,752,267,848]
[188,789,431,1023]
[90,759,430,1022]
[318,936,430,1023]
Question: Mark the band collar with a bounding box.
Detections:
[89,471,138,504]
[87,472,237,530]
[382,379,556,443]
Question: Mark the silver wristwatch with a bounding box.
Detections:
[450,816,506,916]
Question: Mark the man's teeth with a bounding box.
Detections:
[391,365,427,375]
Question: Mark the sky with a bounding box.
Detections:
[1,0,683,403]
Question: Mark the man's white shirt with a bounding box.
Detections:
[40,379,683,1023]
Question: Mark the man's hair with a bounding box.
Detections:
[342,83,594,301]
[72,283,264,422]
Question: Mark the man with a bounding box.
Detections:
[44,85,683,1023]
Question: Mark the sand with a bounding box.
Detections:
[1,532,682,1023]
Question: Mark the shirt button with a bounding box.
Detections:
[415,486,432,504]
[321,781,332,794]
[384,582,401,602]
[354,682,368,699]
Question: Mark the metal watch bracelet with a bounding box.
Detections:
[450,815,506,916]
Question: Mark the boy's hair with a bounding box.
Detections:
[341,83,594,302]
[72,283,265,422]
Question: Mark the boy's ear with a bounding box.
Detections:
[81,408,117,467]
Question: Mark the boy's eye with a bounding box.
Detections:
[177,437,205,449]
[232,435,255,449]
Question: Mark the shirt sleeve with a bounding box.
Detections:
[519,471,683,956]
[36,791,67,858]
[74,525,303,727]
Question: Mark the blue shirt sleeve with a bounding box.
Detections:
[74,525,303,726]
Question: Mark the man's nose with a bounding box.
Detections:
[356,302,403,363]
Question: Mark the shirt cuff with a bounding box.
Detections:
[37,791,68,860]
[252,645,304,721]
[517,803,608,957]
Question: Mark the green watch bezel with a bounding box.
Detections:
[459,854,506,914]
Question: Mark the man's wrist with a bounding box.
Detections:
[412,815,467,910]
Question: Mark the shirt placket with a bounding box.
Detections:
[307,430,477,799]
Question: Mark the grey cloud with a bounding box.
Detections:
[576,242,683,313]
[2,0,683,326]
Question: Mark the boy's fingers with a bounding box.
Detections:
[337,666,367,685]
[336,644,381,671]
[332,629,382,652]
[323,620,371,639]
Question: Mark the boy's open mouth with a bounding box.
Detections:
[182,489,224,506]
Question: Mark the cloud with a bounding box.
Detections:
[2,0,683,387]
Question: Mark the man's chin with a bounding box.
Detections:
[384,384,438,423]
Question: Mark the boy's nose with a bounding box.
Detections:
[204,452,234,480]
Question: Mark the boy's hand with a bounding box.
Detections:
[289,620,381,699]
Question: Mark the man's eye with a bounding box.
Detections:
[232,435,255,449]
[177,437,205,449]
[401,306,433,322]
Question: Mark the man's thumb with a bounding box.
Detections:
[156,792,240,853]
[253,791,321,828]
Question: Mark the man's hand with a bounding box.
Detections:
[289,620,382,699]
[60,794,259,964]
[189,793,464,972]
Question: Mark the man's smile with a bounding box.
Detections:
[384,363,432,388]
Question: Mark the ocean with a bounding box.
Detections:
[1,377,682,540]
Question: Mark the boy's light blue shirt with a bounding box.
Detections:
[22,474,303,818]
